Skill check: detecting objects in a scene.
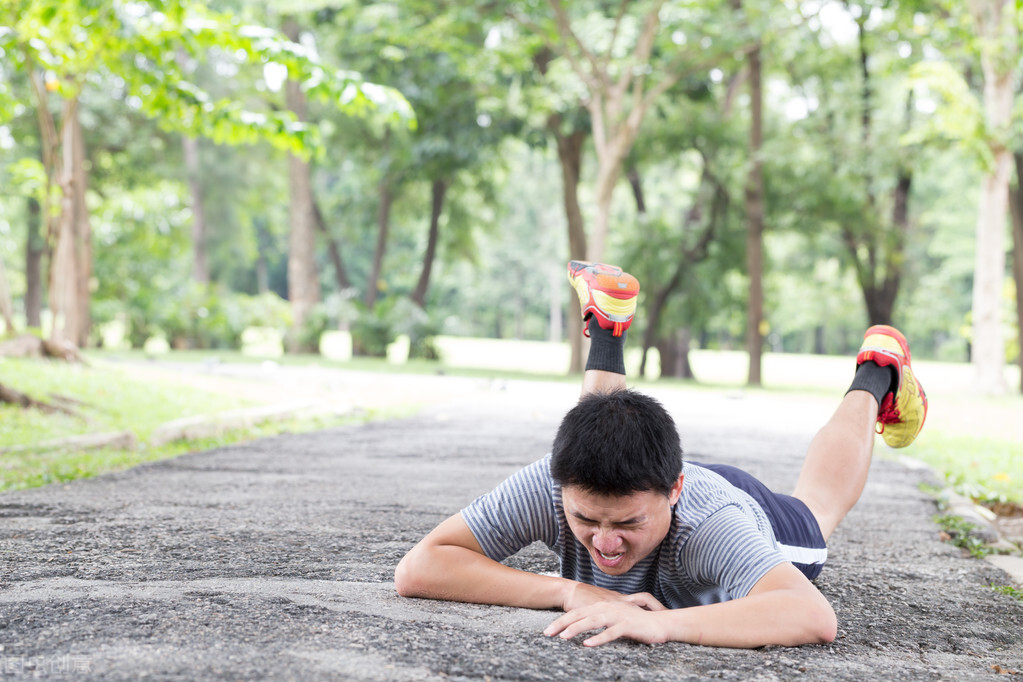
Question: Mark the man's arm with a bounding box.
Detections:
[544,562,837,648]
[394,513,663,612]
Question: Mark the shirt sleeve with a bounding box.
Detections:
[679,504,788,599]
[460,457,560,562]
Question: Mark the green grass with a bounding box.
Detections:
[933,514,998,558]
[0,409,396,493]
[909,434,1020,505]
[0,356,254,443]
[991,584,1023,604]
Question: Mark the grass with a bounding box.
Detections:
[991,584,1023,604]
[933,514,999,558]
[0,409,395,493]
[0,355,254,443]
[0,355,407,493]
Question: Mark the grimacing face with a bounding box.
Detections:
[561,474,684,575]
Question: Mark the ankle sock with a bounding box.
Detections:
[585,317,626,375]
[846,361,898,407]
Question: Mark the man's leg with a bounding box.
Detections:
[792,326,928,541]
[582,321,628,396]
[566,261,640,397]
[791,391,878,541]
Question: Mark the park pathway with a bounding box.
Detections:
[0,377,1020,680]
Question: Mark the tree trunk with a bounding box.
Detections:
[312,199,351,291]
[638,159,725,378]
[255,217,271,296]
[655,328,695,379]
[626,165,647,214]
[71,112,92,348]
[283,18,321,353]
[745,44,765,387]
[366,176,392,309]
[0,258,14,334]
[814,325,826,355]
[1014,190,1023,394]
[970,0,1014,394]
[412,179,447,308]
[176,49,209,287]
[588,154,621,263]
[1009,152,1023,393]
[641,275,681,378]
[182,134,209,285]
[550,115,589,373]
[25,196,43,328]
[49,97,81,346]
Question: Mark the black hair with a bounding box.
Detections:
[550,389,683,497]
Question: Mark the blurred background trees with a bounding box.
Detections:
[1,0,1020,394]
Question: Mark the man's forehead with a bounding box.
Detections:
[562,485,661,517]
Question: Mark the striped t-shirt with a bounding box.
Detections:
[461,454,789,608]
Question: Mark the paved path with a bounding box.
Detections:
[1,378,1021,680]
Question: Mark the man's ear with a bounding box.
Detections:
[668,473,684,505]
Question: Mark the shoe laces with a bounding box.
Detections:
[875,392,900,434]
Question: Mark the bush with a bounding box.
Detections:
[153,286,291,351]
[390,298,440,360]
[351,301,394,357]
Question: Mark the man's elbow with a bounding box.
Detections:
[807,602,838,644]
[393,550,423,598]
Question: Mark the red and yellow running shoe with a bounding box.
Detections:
[856,325,928,448]
[567,261,640,337]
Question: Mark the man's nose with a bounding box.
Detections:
[593,528,622,552]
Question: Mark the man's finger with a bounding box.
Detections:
[623,593,665,611]
[543,610,587,637]
[583,625,620,647]
[557,615,605,640]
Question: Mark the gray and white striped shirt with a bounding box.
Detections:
[461,454,787,608]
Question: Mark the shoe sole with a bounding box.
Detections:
[567,263,639,323]
[859,324,911,368]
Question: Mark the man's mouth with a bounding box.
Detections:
[598,551,623,561]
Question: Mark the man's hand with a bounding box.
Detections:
[561,582,665,613]
[544,600,670,647]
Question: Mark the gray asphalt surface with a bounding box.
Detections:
[1,377,1021,680]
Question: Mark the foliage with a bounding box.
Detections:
[990,584,1023,605]
[0,0,1018,395]
[933,514,996,559]
[910,432,1021,505]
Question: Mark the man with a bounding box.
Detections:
[395,261,928,648]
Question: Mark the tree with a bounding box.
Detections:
[967,0,1015,394]
[0,0,411,349]
[744,40,765,386]
[1006,154,1023,393]
[500,0,753,371]
[282,16,322,352]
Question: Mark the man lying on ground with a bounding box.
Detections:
[395,261,928,648]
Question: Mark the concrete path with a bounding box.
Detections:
[1,378,1021,680]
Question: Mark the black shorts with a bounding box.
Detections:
[695,462,828,580]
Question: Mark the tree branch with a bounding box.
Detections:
[546,0,605,88]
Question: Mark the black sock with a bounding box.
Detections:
[846,361,897,407]
[585,317,626,375]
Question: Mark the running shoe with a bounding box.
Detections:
[856,325,928,448]
[567,261,640,337]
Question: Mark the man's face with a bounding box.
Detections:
[562,475,684,576]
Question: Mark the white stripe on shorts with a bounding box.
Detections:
[779,543,828,566]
